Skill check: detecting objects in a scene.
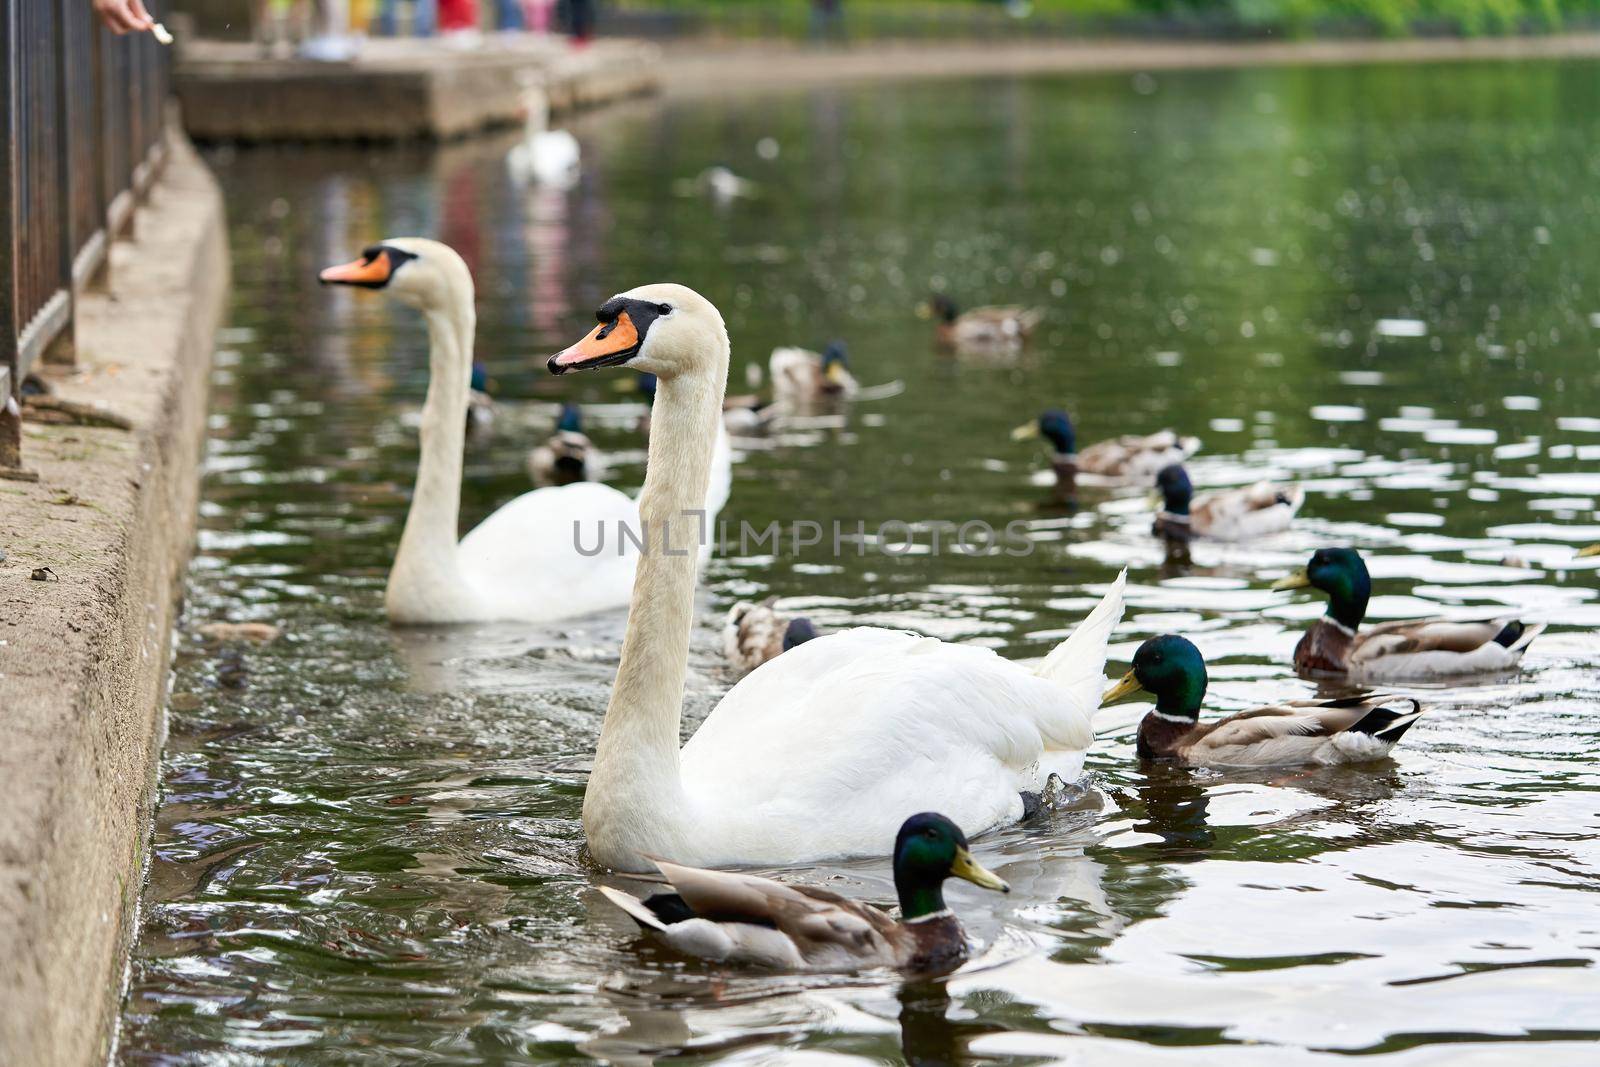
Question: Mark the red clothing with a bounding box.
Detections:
[437,0,478,31]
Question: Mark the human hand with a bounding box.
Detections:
[92,0,156,35]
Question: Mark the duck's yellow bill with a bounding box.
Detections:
[951,848,1009,893]
[1578,544,1600,558]
[1100,669,1149,708]
[1010,421,1041,442]
[1271,568,1312,591]
[915,301,932,320]
[825,361,848,385]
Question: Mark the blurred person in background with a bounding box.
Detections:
[254,0,313,56]
[493,0,523,30]
[376,0,436,35]
[562,0,594,43]
[522,0,555,33]
[438,0,482,43]
[300,0,362,59]
[810,0,844,41]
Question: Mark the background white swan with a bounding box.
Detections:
[320,240,729,625]
[506,89,581,190]
[548,282,1126,872]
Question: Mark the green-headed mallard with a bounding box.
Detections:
[1101,634,1425,768]
[770,341,858,404]
[598,812,1008,974]
[527,403,607,486]
[1153,464,1302,542]
[1013,409,1200,490]
[923,295,1042,349]
[723,598,820,673]
[1272,548,1544,681]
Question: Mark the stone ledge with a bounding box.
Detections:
[0,131,229,1066]
[176,35,660,141]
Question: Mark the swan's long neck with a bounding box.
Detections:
[585,346,728,867]
[387,300,477,621]
[525,91,549,139]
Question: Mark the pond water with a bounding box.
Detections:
[119,60,1600,1064]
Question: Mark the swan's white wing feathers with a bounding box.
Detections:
[457,481,641,621]
[679,627,1096,863]
[1035,569,1125,710]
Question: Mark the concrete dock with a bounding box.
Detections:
[0,131,229,1066]
[176,35,659,142]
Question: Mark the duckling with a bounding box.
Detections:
[527,403,607,486]
[723,598,820,672]
[1012,410,1200,490]
[1272,548,1545,681]
[923,295,1043,350]
[1153,464,1302,542]
[467,362,495,435]
[598,812,1009,974]
[770,341,858,404]
[1102,634,1425,768]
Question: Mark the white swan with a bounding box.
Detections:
[506,90,580,190]
[547,282,1126,871]
[320,240,729,625]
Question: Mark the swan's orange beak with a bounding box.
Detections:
[320,251,394,288]
[548,312,641,374]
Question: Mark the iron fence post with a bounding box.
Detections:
[46,0,76,367]
[0,0,20,471]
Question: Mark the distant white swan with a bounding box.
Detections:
[320,239,728,625]
[547,282,1127,871]
[506,90,580,189]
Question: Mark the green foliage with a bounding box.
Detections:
[617,0,1600,37]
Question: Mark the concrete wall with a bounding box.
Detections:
[0,132,228,1066]
[176,38,661,141]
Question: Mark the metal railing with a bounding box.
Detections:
[1,1,171,473]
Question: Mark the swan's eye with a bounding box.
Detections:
[657,303,672,315]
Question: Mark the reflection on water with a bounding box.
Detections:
[120,61,1600,1062]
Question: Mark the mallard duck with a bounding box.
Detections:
[527,403,607,486]
[770,341,858,404]
[465,361,496,435]
[723,598,820,672]
[638,369,780,437]
[598,812,1008,973]
[1012,410,1200,489]
[922,295,1043,349]
[1272,548,1545,681]
[1153,464,1302,542]
[546,282,1127,869]
[722,397,782,436]
[1101,634,1425,768]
